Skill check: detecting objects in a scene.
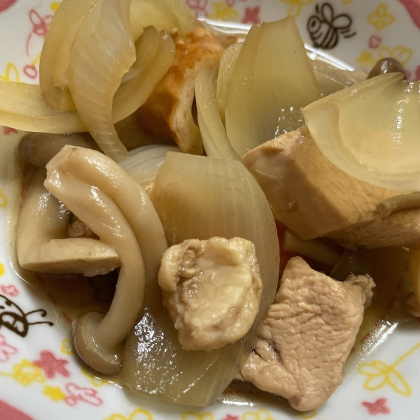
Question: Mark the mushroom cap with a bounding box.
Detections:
[73,312,123,375]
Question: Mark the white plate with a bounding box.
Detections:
[0,1,420,419]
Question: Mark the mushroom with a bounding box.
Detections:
[44,145,168,375]
[18,132,99,168]
[17,168,120,276]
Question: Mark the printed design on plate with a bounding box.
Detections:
[0,284,18,296]
[0,334,17,362]
[0,263,5,276]
[367,3,395,31]
[0,0,17,13]
[242,6,260,24]
[306,3,356,50]
[362,398,391,415]
[399,0,420,30]
[297,410,318,419]
[356,45,413,71]
[0,347,104,407]
[0,399,34,420]
[24,8,53,80]
[0,62,20,82]
[0,293,53,338]
[358,341,420,395]
[64,383,103,406]
[369,35,382,49]
[182,413,214,420]
[0,359,47,386]
[60,338,74,356]
[33,350,70,379]
[105,408,153,420]
[242,410,274,420]
[281,0,314,18]
[3,126,18,135]
[207,1,238,21]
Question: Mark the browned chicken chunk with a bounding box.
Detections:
[242,125,420,249]
[237,256,373,411]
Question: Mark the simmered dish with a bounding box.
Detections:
[1,0,419,413]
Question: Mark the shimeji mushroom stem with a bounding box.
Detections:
[49,174,145,374]
[45,145,168,374]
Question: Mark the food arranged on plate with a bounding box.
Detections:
[1,0,419,413]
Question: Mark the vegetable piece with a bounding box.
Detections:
[225,17,320,157]
[303,73,420,191]
[122,152,279,406]
[130,0,201,41]
[195,66,238,159]
[17,169,120,276]
[112,27,176,122]
[311,59,366,97]
[216,42,242,122]
[67,0,135,161]
[18,133,99,167]
[0,82,84,133]
[119,144,180,185]
[282,230,343,267]
[45,146,167,374]
[0,28,174,147]
[39,0,99,111]
[367,57,407,80]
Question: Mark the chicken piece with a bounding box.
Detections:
[242,125,420,249]
[344,274,375,307]
[158,237,262,351]
[237,256,371,411]
[137,28,225,154]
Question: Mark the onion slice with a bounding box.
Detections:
[0,82,85,133]
[39,0,99,111]
[0,28,174,154]
[119,144,180,185]
[113,27,175,122]
[130,0,201,41]
[67,0,135,161]
[195,66,238,159]
[216,42,242,122]
[121,152,279,406]
[303,73,420,191]
[225,17,320,157]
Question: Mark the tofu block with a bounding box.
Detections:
[242,125,420,248]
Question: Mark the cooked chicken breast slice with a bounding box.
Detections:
[237,256,373,411]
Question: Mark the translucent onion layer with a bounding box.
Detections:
[67,0,135,161]
[121,152,279,406]
[225,17,320,157]
[119,144,180,185]
[0,29,174,154]
[130,0,201,41]
[195,66,238,159]
[216,41,242,123]
[303,73,420,191]
[39,0,99,111]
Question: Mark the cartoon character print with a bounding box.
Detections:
[307,2,356,49]
[0,294,53,338]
